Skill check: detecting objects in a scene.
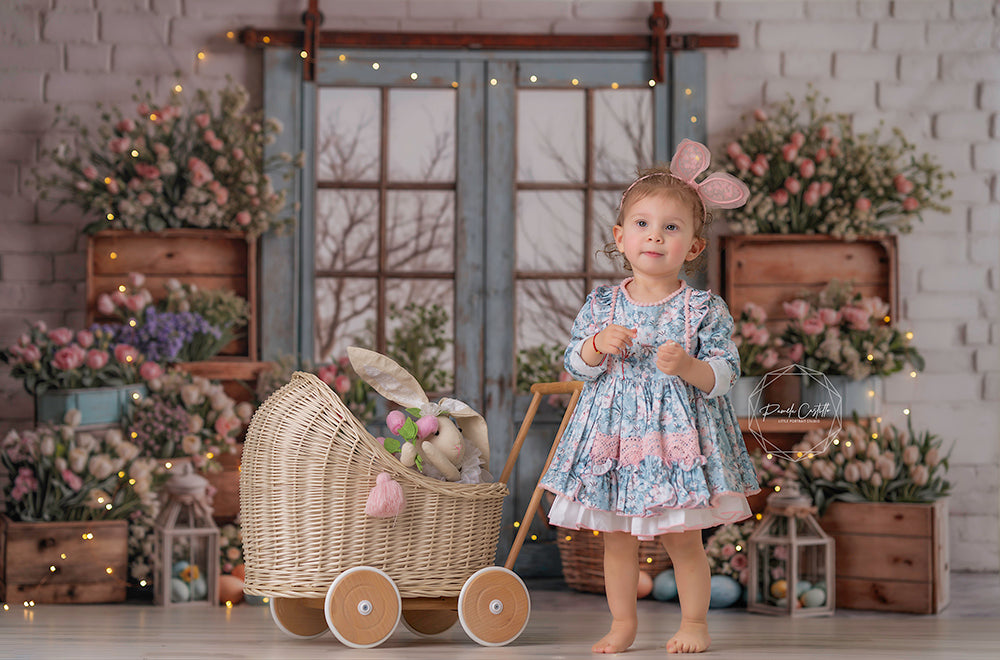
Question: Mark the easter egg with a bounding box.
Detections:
[652,569,678,601]
[172,560,190,578]
[219,574,245,605]
[189,576,208,601]
[800,587,827,608]
[770,578,788,599]
[775,597,788,608]
[636,570,654,599]
[795,580,812,597]
[709,575,743,609]
[170,577,190,603]
[231,563,246,581]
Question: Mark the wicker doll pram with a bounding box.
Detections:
[240,372,580,648]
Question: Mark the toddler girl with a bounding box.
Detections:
[539,139,760,654]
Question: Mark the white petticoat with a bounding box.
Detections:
[548,494,751,541]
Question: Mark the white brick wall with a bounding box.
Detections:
[0,0,997,571]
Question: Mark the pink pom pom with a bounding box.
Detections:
[386,410,406,434]
[365,472,405,518]
[415,415,439,439]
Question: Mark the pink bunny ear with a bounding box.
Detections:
[670,138,712,182]
[697,172,750,209]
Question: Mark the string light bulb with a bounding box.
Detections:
[685,88,693,95]
[130,149,139,157]
[690,115,698,123]
[513,521,519,528]
[451,81,459,88]
[372,62,379,70]
[299,50,308,59]
[903,408,911,415]
[196,51,206,61]
[648,79,656,87]
[262,35,270,44]
[338,53,346,61]
[109,251,117,260]
[611,82,619,89]
[490,78,498,86]
[571,78,579,86]
[530,534,537,541]
[906,331,914,340]
[173,84,182,93]
[529,74,537,83]
[226,31,235,39]
[410,72,418,80]
[107,213,115,221]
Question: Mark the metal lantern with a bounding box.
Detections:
[746,482,835,617]
[154,462,220,607]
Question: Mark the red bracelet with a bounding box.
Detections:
[592,334,602,354]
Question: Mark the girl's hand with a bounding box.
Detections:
[594,325,636,356]
[656,340,692,376]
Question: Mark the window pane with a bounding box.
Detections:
[516,279,582,354]
[317,87,380,182]
[315,189,379,272]
[386,191,454,272]
[386,278,455,389]
[315,277,376,363]
[591,189,623,274]
[593,88,653,183]
[388,89,456,182]
[517,90,584,182]
[516,191,583,272]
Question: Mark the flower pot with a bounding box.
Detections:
[730,376,764,417]
[35,383,148,426]
[799,375,881,419]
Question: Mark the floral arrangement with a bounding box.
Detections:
[0,411,157,523]
[723,90,952,239]
[1,321,149,396]
[705,520,757,587]
[219,522,244,575]
[731,302,780,377]
[784,416,951,513]
[255,354,376,426]
[751,448,785,493]
[780,280,924,381]
[34,79,302,237]
[126,370,251,467]
[95,272,248,363]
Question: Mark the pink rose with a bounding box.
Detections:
[47,327,75,346]
[386,410,406,435]
[855,198,871,212]
[801,316,825,336]
[140,361,163,381]
[82,165,98,180]
[789,131,805,148]
[153,143,169,159]
[214,413,240,438]
[187,157,214,186]
[116,118,135,133]
[730,553,748,571]
[829,144,841,158]
[817,308,840,325]
[858,296,889,320]
[781,144,798,162]
[740,322,757,338]
[753,108,767,122]
[787,343,804,362]
[109,137,130,154]
[841,306,871,331]
[135,163,160,180]
[85,349,109,369]
[20,344,42,364]
[751,327,769,346]
[721,544,736,559]
[894,174,914,194]
[783,299,810,321]
[114,344,139,364]
[214,187,229,206]
[53,345,86,370]
[784,177,801,194]
[799,159,815,178]
[137,191,154,206]
[819,181,833,196]
[232,147,245,160]
[902,197,919,212]
[333,374,351,394]
[734,154,752,171]
[726,142,743,158]
[107,179,120,194]
[771,189,789,206]
[195,113,211,129]
[61,468,84,492]
[111,290,127,307]
[316,364,338,385]
[125,294,146,312]
[814,147,828,163]
[760,348,779,369]
[744,302,767,323]
[137,102,150,116]
[76,330,95,348]
[235,211,251,226]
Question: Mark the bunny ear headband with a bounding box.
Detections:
[620,138,751,217]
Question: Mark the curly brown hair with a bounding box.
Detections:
[600,164,713,275]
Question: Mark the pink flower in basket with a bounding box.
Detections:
[316,364,338,385]
[53,345,86,370]
[11,467,39,500]
[859,296,889,320]
[333,374,351,394]
[721,543,736,559]
[801,316,825,336]
[841,306,870,331]
[782,299,810,321]
[787,343,805,363]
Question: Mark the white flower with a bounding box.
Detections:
[40,434,56,457]
[64,409,83,427]
[188,414,204,434]
[88,454,115,480]
[69,446,90,473]
[180,384,204,407]
[116,441,140,463]
[104,427,124,448]
[181,434,202,456]
[76,432,99,452]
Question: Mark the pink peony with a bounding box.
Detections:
[730,553,748,571]
[781,144,798,162]
[187,157,214,186]
[814,147,828,163]
[817,308,841,325]
[135,163,160,180]
[760,348,779,369]
[751,327,769,346]
[47,327,75,346]
[82,165,98,180]
[214,413,241,438]
[789,131,805,148]
[726,142,743,158]
[20,344,42,364]
[784,177,801,194]
[771,189,789,206]
[902,197,919,212]
[787,343,805,363]
[140,361,163,381]
[195,113,211,129]
[893,174,914,194]
[721,544,736,559]
[841,306,871,331]
[801,316,825,336]
[97,293,117,315]
[235,211,251,226]
[858,296,890,320]
[53,345,86,370]
[333,374,351,394]
[125,294,146,312]
[799,159,815,179]
[85,349,109,369]
[854,197,872,212]
[386,410,406,435]
[114,344,140,364]
[61,468,84,492]
[76,330,95,348]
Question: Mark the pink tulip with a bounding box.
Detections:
[316,364,338,385]
[76,330,95,348]
[726,142,743,158]
[753,108,768,122]
[386,410,406,435]
[751,327,770,346]
[415,415,439,439]
[803,187,820,207]
[734,154,752,171]
[61,468,84,492]
[819,181,833,196]
[801,316,825,336]
[140,361,163,381]
[784,177,801,194]
[789,131,805,148]
[841,307,871,331]
[781,144,798,162]
[125,294,146,312]
[128,272,145,288]
[771,189,789,206]
[235,211,252,226]
[85,349,109,369]
[20,344,42,364]
[744,302,767,323]
[814,147,828,163]
[817,308,841,325]
[855,198,872,212]
[333,374,351,394]
[750,162,767,177]
[783,299,811,321]
[114,344,140,364]
[787,343,805,363]
[82,165,98,180]
[53,345,86,370]
[48,327,74,346]
[110,290,127,307]
[799,159,815,178]
[902,197,919,211]
[195,113,211,129]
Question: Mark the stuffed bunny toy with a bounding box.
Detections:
[347,347,490,482]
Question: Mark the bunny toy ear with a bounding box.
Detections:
[445,404,490,473]
[347,346,430,409]
[670,138,712,182]
[697,172,751,209]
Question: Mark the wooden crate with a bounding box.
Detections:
[1,516,128,604]
[86,229,258,359]
[819,500,949,614]
[720,234,898,336]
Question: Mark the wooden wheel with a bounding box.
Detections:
[269,597,328,639]
[324,567,401,648]
[401,608,459,637]
[458,567,530,646]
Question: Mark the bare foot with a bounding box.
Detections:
[666,620,710,654]
[592,618,638,654]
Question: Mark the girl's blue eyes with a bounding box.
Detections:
[635,220,677,231]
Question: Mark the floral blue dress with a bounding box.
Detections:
[539,279,760,538]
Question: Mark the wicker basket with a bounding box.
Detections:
[556,527,673,594]
[240,371,509,599]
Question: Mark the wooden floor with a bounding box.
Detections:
[2,573,998,659]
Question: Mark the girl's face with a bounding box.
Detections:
[613,191,705,282]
